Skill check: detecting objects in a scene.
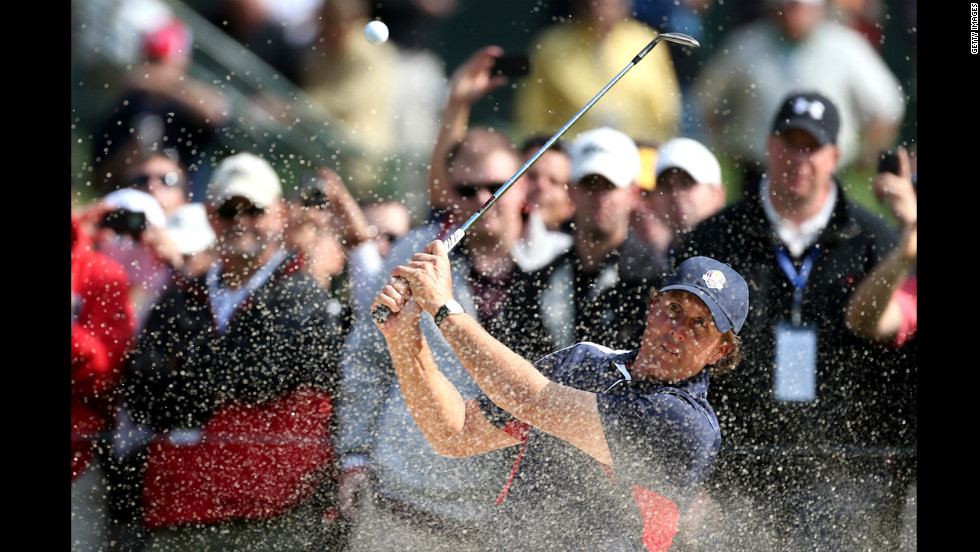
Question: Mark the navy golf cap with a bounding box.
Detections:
[771,91,840,146]
[659,256,749,335]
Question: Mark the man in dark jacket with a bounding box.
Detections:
[677,91,912,550]
[123,152,350,550]
[533,126,665,353]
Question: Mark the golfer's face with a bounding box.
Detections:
[636,291,728,382]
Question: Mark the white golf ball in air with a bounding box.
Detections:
[364,20,389,45]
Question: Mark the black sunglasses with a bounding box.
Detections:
[130,171,181,189]
[217,200,265,220]
[454,181,504,200]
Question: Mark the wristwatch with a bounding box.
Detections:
[434,300,464,327]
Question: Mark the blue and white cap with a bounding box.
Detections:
[660,256,749,335]
[771,91,840,146]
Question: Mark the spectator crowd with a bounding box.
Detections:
[71,0,916,551]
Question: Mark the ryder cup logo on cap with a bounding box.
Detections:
[206,152,283,209]
[655,137,722,188]
[569,127,641,189]
[702,269,726,290]
[771,91,840,146]
[660,256,749,335]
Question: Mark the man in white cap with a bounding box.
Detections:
[531,126,656,351]
[202,152,286,287]
[122,152,351,549]
[630,137,727,271]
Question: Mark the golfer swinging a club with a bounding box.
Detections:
[372,241,749,551]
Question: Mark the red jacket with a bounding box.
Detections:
[71,216,135,481]
[141,386,335,529]
[124,253,348,528]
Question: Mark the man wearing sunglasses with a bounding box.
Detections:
[530,126,661,352]
[124,151,189,218]
[122,152,351,549]
[337,127,569,552]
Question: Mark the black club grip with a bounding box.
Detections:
[372,304,392,324]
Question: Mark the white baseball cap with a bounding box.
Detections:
[206,152,282,209]
[166,203,216,255]
[654,137,722,188]
[569,127,641,189]
[101,188,167,228]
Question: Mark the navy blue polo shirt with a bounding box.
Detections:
[477,342,720,551]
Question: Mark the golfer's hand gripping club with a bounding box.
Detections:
[370,226,468,324]
[370,32,699,325]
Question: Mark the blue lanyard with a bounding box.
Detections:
[774,244,820,326]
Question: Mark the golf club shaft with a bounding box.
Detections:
[372,32,699,324]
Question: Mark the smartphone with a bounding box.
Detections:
[492,54,530,77]
[877,150,900,175]
[100,209,147,239]
[294,174,328,209]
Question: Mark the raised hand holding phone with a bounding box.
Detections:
[872,146,915,229]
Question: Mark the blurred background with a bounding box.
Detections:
[70,0,916,219]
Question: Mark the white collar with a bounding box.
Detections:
[760,177,837,258]
[206,248,288,333]
[511,210,573,272]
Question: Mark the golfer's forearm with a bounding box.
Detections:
[386,332,468,448]
[436,313,549,417]
[438,313,612,464]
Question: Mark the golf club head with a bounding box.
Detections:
[634,32,700,62]
[656,32,700,48]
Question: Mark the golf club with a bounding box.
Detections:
[373,32,700,324]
